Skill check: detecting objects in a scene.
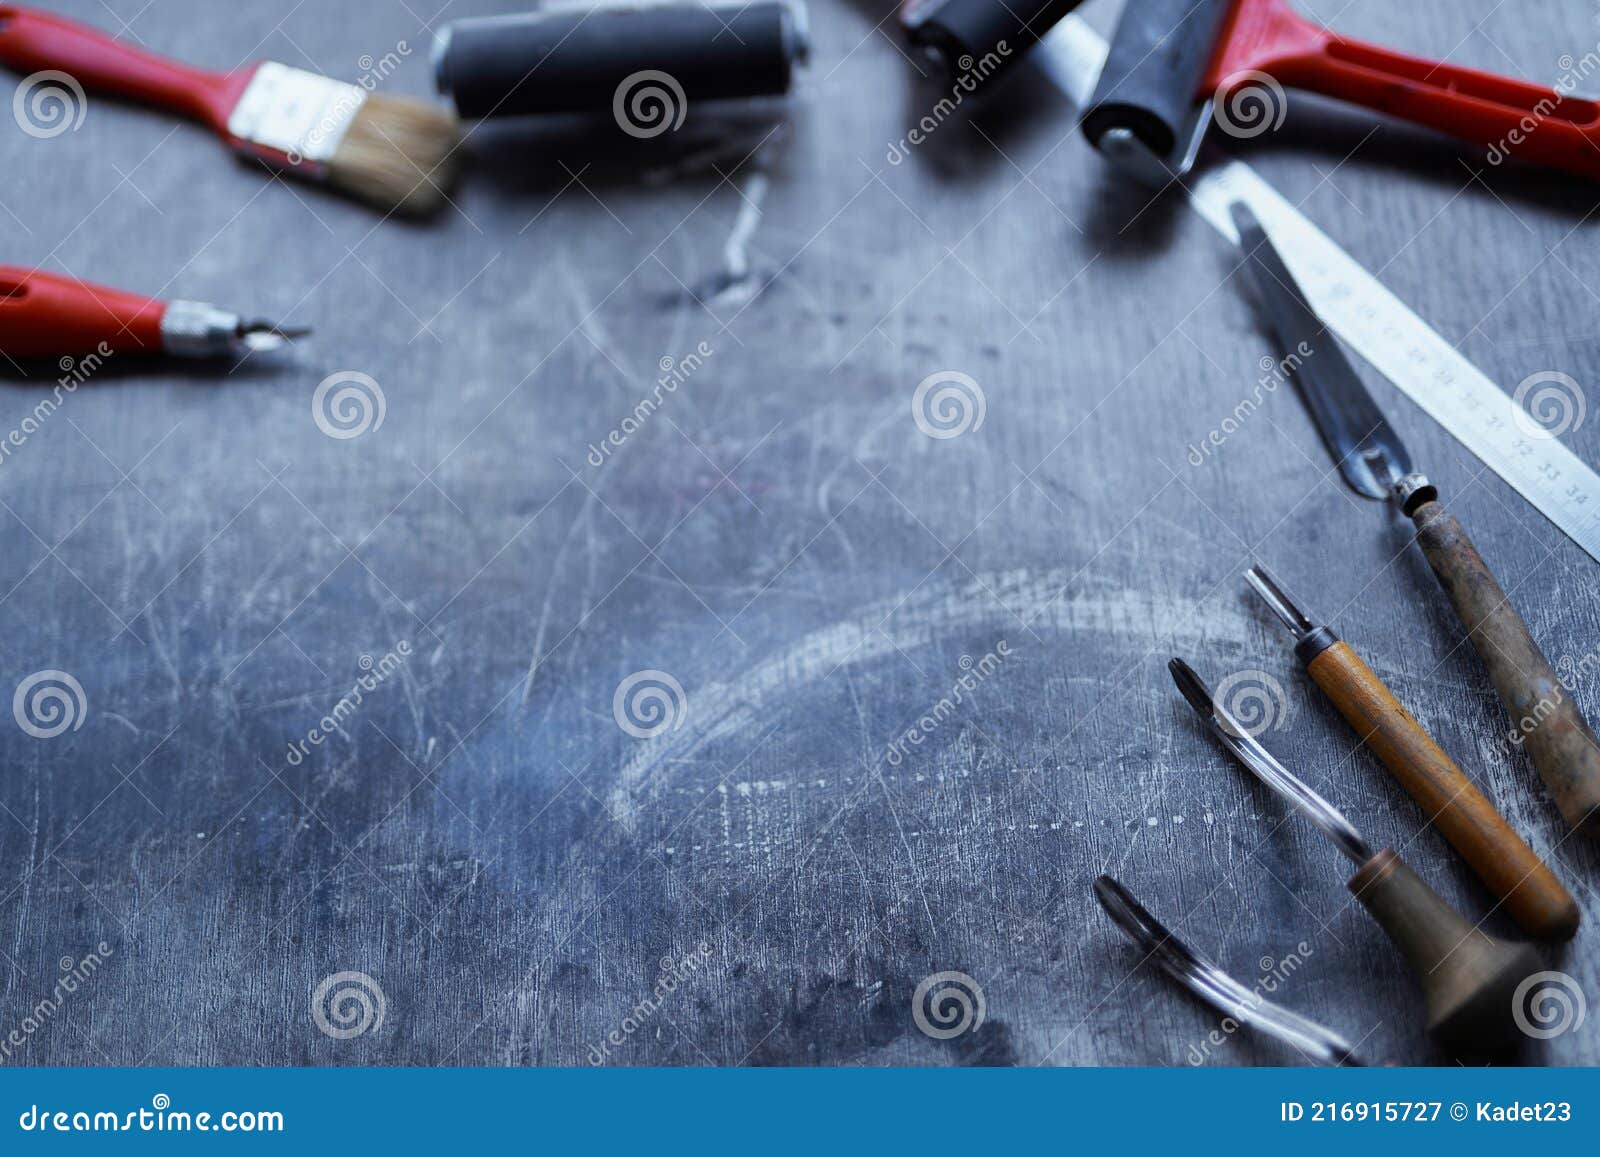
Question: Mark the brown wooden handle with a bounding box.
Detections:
[1350,849,1540,1052]
[1308,641,1578,940]
[1410,498,1600,837]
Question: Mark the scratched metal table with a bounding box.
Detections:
[3,0,1599,1067]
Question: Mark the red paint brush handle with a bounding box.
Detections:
[1209,0,1600,181]
[0,5,246,132]
[0,266,165,360]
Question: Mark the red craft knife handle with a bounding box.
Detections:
[1208,0,1600,182]
[0,266,165,361]
[0,5,246,132]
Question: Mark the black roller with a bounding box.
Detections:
[899,0,1087,80]
[434,1,810,121]
[1080,0,1234,161]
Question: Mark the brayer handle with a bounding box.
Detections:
[1349,849,1538,1053]
[1210,0,1600,182]
[0,5,239,130]
[1306,640,1578,940]
[1407,496,1600,837]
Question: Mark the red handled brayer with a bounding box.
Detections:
[0,266,307,361]
[1081,0,1600,185]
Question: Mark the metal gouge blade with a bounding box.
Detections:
[1229,202,1410,501]
[1168,658,1373,865]
[1093,876,1364,1066]
[1169,656,1545,1050]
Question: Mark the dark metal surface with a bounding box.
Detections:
[1,0,1599,1068]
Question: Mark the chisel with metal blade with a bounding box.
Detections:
[1230,201,1600,841]
[1245,564,1578,941]
[1093,875,1364,1066]
[1169,658,1539,1053]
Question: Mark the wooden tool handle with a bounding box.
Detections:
[1308,641,1578,940]
[1350,849,1539,1052]
[1409,498,1600,837]
[0,5,244,131]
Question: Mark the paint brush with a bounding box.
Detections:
[0,6,459,216]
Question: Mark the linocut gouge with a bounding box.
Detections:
[1081,0,1600,186]
[1230,203,1600,840]
[0,267,307,361]
[1093,875,1364,1065]
[1169,659,1539,1052]
[1245,565,1578,941]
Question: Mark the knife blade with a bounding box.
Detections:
[1229,203,1409,500]
[1227,201,1600,839]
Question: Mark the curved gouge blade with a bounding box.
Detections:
[1168,658,1373,865]
[1093,875,1365,1066]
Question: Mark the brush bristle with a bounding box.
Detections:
[327,95,462,217]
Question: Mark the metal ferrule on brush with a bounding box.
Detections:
[226,62,367,172]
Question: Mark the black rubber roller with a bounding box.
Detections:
[1080,0,1233,161]
[434,1,810,121]
[900,0,1087,80]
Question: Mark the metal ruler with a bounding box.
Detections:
[1036,16,1600,565]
